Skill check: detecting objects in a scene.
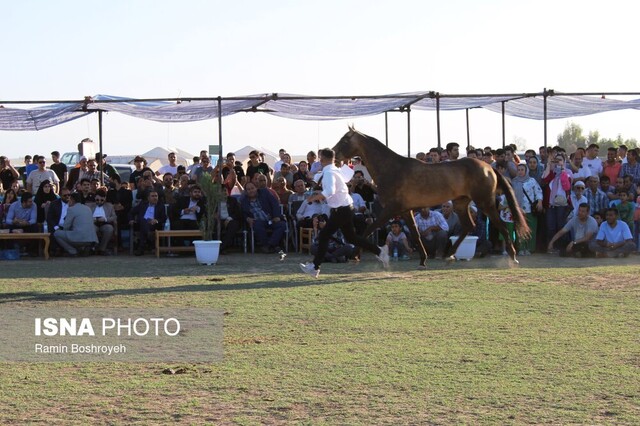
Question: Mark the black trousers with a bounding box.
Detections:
[313,205,380,268]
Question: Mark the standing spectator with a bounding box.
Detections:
[95,153,120,182]
[582,144,603,177]
[527,156,544,184]
[129,156,153,187]
[568,181,588,221]
[292,161,314,188]
[0,156,19,191]
[445,142,460,161]
[617,145,628,164]
[66,156,88,191]
[307,151,321,174]
[192,156,214,181]
[512,163,543,255]
[245,150,271,184]
[27,156,60,194]
[186,156,200,177]
[584,175,608,217]
[619,148,640,185]
[156,152,179,176]
[17,155,32,187]
[49,151,68,188]
[542,154,572,246]
[602,147,621,185]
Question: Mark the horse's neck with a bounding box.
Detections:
[359,135,405,179]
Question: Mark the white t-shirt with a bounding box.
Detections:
[581,157,603,177]
[157,164,178,176]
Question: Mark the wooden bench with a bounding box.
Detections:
[155,230,203,258]
[0,232,50,260]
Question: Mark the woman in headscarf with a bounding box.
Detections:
[527,155,544,184]
[542,153,572,250]
[34,179,59,224]
[512,163,543,255]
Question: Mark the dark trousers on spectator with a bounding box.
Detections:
[313,205,380,268]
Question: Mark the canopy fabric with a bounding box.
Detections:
[2,92,640,131]
[0,102,89,131]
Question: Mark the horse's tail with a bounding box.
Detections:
[496,171,531,239]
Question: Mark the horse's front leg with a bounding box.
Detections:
[401,210,427,269]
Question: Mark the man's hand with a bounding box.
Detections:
[246,217,255,227]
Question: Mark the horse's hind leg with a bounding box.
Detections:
[402,210,428,269]
[447,198,476,260]
[482,203,518,263]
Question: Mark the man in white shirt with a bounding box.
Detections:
[581,144,603,177]
[299,148,389,278]
[156,152,179,176]
[26,157,60,194]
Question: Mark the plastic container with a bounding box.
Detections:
[449,236,479,261]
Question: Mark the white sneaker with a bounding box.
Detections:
[377,245,390,269]
[299,262,319,278]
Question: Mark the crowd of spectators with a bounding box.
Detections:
[0,140,638,260]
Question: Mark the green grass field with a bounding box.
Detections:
[0,254,638,424]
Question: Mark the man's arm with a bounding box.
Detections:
[547,227,568,250]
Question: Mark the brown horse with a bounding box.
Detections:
[332,126,530,268]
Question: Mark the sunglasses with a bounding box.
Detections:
[38,161,46,164]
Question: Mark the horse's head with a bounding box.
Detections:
[332,125,361,162]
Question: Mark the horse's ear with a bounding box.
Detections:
[348,124,355,132]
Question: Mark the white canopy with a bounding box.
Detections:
[2,91,640,131]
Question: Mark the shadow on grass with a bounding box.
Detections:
[0,274,384,304]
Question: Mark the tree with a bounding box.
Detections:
[512,135,527,152]
[556,122,638,152]
[557,122,586,152]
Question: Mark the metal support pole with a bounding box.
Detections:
[384,111,389,147]
[543,88,548,148]
[501,101,506,148]
[98,110,104,185]
[436,94,441,149]
[217,97,223,167]
[407,108,411,157]
[465,108,470,148]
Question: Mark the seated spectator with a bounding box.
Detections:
[218,195,242,254]
[90,189,117,255]
[568,181,588,220]
[128,190,167,256]
[273,163,294,189]
[385,220,413,260]
[240,181,286,253]
[177,174,192,198]
[289,179,309,203]
[53,193,99,257]
[600,175,615,199]
[547,203,598,257]
[414,207,449,259]
[4,191,38,254]
[161,173,179,206]
[76,178,95,204]
[0,189,18,227]
[34,180,58,224]
[173,185,205,231]
[272,176,293,205]
[292,161,314,188]
[310,214,354,263]
[254,173,278,200]
[349,184,370,236]
[106,175,133,234]
[622,175,638,200]
[351,170,377,204]
[589,207,635,258]
[439,200,461,236]
[296,190,330,229]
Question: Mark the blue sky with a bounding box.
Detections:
[2,0,639,160]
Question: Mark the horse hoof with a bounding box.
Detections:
[445,255,456,263]
[513,258,519,264]
[417,265,427,270]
